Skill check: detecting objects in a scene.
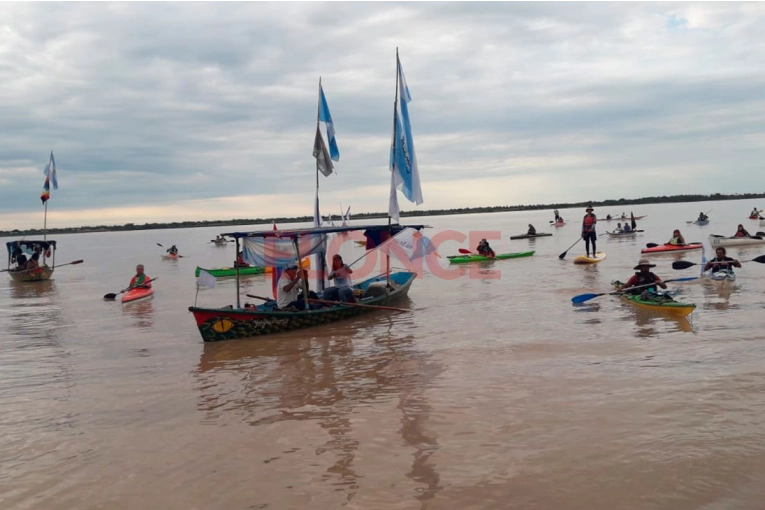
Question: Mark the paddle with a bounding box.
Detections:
[646,242,700,248]
[672,256,765,270]
[104,277,159,300]
[157,243,185,257]
[559,237,583,259]
[0,259,83,273]
[458,247,495,258]
[571,277,698,304]
[246,294,274,301]
[308,298,408,313]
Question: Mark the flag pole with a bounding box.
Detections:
[387,48,401,289]
[43,201,48,243]
[315,77,327,292]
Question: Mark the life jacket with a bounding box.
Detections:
[582,214,596,232]
[710,257,734,273]
[628,272,657,294]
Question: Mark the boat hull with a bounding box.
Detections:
[195,258,310,278]
[641,243,703,254]
[553,221,565,227]
[189,272,416,342]
[603,215,646,222]
[448,251,535,264]
[510,233,552,240]
[122,287,154,303]
[620,294,695,317]
[573,252,606,264]
[708,234,765,248]
[606,231,637,237]
[162,253,179,260]
[8,266,54,282]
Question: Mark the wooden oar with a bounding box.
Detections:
[571,277,698,304]
[104,277,159,300]
[672,255,765,270]
[246,294,274,301]
[0,259,83,273]
[308,298,408,312]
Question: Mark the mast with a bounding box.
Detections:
[387,48,401,289]
[315,77,327,292]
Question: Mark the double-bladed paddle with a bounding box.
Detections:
[571,277,698,304]
[672,255,765,270]
[0,259,83,273]
[645,242,701,249]
[104,277,159,300]
[157,242,185,257]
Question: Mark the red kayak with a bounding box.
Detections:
[122,286,155,303]
[641,242,703,254]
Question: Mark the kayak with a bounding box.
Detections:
[620,294,695,317]
[708,234,765,248]
[686,219,709,226]
[573,252,606,264]
[195,258,311,277]
[641,243,703,254]
[162,253,179,260]
[122,286,154,303]
[552,221,565,227]
[448,251,535,264]
[510,233,552,240]
[704,269,736,284]
[749,215,759,220]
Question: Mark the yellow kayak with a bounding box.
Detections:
[620,294,696,317]
[573,252,606,265]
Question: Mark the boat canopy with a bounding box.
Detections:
[6,240,57,257]
[221,223,427,239]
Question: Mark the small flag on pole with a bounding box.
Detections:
[318,83,339,162]
[197,269,217,289]
[40,151,57,204]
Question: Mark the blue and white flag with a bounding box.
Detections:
[313,124,335,177]
[44,151,58,190]
[318,83,339,162]
[243,234,327,268]
[389,57,423,221]
[378,227,439,263]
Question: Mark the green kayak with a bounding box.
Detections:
[448,251,535,264]
[195,266,266,278]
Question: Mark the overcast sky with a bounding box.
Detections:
[2,2,764,229]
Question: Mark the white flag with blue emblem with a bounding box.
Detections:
[318,83,339,162]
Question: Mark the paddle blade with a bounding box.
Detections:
[558,251,567,260]
[666,277,699,283]
[752,255,765,264]
[646,243,659,248]
[571,293,601,304]
[458,248,473,254]
[104,293,117,300]
[156,243,164,247]
[672,260,697,270]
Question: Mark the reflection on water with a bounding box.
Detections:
[195,323,443,504]
[9,279,56,300]
[122,299,155,329]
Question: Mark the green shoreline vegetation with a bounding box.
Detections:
[2,192,764,238]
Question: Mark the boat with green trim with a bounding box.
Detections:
[619,294,696,317]
[447,251,535,264]
[195,257,310,278]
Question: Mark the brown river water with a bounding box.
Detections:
[2,199,765,509]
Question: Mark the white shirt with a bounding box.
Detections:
[330,265,353,288]
[277,271,300,309]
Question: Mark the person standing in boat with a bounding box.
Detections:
[622,259,668,297]
[476,239,495,258]
[325,254,357,303]
[129,264,152,289]
[581,205,597,257]
[527,224,537,235]
[733,224,751,238]
[704,247,741,274]
[668,229,686,245]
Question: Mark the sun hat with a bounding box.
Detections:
[585,205,594,212]
[633,258,656,269]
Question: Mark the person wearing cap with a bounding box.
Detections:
[704,247,741,274]
[622,259,668,296]
[526,224,537,235]
[277,264,304,309]
[324,254,357,303]
[581,205,597,257]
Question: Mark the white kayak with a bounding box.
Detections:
[704,269,736,283]
[708,234,765,248]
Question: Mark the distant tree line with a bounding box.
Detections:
[1,191,763,238]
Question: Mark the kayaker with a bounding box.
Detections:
[704,247,742,274]
[476,239,495,258]
[581,205,597,257]
[734,224,751,238]
[325,254,357,303]
[167,245,179,256]
[622,259,668,296]
[527,224,537,235]
[668,229,686,245]
[606,214,612,220]
[698,212,708,222]
[751,207,759,218]
[129,264,152,289]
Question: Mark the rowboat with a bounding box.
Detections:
[619,294,696,317]
[510,233,552,240]
[708,234,765,248]
[448,251,535,264]
[194,258,310,278]
[122,286,154,303]
[641,243,703,254]
[5,240,57,282]
[573,252,606,264]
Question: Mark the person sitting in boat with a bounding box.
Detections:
[324,254,357,303]
[606,214,612,220]
[167,245,179,256]
[622,223,632,233]
[751,207,760,218]
[527,224,537,235]
[622,259,670,299]
[734,224,751,238]
[615,222,623,233]
[704,247,741,274]
[277,266,318,310]
[476,239,495,258]
[698,212,708,222]
[14,254,28,271]
[668,229,686,245]
[26,252,41,271]
[234,251,250,268]
[129,264,152,289]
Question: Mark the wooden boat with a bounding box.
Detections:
[510,233,552,240]
[5,240,57,282]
